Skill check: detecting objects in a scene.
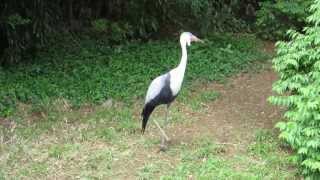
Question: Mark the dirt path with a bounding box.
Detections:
[165,67,282,153]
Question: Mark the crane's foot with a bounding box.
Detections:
[159,143,168,152]
[159,136,170,152]
[166,136,171,143]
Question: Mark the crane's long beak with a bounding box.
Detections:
[191,35,204,43]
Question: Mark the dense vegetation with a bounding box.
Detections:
[0,0,257,65]
[256,0,312,40]
[269,0,320,177]
[1,0,312,64]
[0,34,266,117]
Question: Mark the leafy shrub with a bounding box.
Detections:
[269,0,320,178]
[256,0,312,40]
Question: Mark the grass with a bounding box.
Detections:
[0,96,299,179]
[161,130,296,179]
[182,89,220,111]
[0,33,268,117]
[0,33,298,179]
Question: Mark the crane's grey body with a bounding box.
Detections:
[146,73,177,106]
[141,73,176,136]
[141,32,203,151]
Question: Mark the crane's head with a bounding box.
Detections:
[180,32,203,46]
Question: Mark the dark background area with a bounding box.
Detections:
[0,0,311,66]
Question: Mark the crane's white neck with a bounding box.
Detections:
[178,40,188,71]
[168,37,189,96]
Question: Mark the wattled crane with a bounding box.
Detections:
[141,32,203,151]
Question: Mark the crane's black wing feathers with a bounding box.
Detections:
[141,73,177,133]
[141,103,155,133]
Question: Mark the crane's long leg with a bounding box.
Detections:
[164,104,170,141]
[160,104,171,150]
[152,104,171,151]
[153,119,169,141]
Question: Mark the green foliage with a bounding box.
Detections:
[91,19,109,33]
[1,14,32,64]
[0,91,16,117]
[256,0,312,40]
[6,14,31,27]
[1,1,59,65]
[199,91,220,102]
[91,19,132,43]
[248,129,278,156]
[0,0,256,64]
[172,0,248,34]
[0,170,4,180]
[0,33,267,117]
[269,0,320,178]
[181,89,220,111]
[96,128,117,141]
[137,163,161,179]
[48,144,72,159]
[162,134,295,179]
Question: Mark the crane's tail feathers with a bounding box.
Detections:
[141,103,155,134]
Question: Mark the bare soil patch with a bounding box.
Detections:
[143,42,282,156]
